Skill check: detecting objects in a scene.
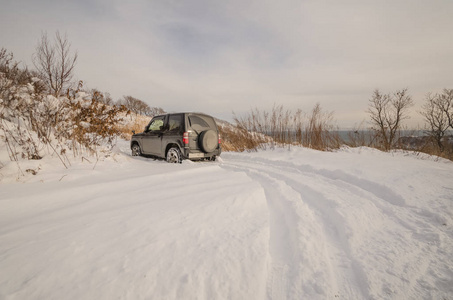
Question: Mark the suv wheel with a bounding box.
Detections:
[131,143,141,156]
[167,147,182,163]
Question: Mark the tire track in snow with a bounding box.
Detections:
[222,161,369,299]
[228,155,407,207]
[222,154,452,299]
[225,156,448,243]
[224,155,449,248]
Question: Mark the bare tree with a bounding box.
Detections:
[118,96,149,115]
[118,95,164,116]
[104,92,113,106]
[90,88,103,103]
[438,89,453,129]
[367,88,413,151]
[89,89,113,106]
[421,90,453,153]
[148,106,166,116]
[32,31,78,97]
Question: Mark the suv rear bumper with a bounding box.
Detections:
[184,147,221,160]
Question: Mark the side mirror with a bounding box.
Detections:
[132,130,136,135]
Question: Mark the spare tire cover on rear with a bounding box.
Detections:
[199,129,218,153]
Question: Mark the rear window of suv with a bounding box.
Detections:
[188,115,215,131]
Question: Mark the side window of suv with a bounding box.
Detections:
[148,117,165,132]
[168,114,182,132]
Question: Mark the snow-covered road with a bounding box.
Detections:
[222,152,452,299]
[1,143,452,299]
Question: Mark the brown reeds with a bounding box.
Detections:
[232,103,341,151]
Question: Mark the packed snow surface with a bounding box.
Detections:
[1,141,452,299]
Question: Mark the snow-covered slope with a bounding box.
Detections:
[0,141,452,299]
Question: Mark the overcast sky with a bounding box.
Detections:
[1,0,452,128]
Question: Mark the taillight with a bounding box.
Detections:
[218,134,221,144]
[183,132,189,144]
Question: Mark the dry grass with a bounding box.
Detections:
[218,125,268,152]
[398,134,453,161]
[302,103,342,150]
[115,113,151,141]
[233,103,342,151]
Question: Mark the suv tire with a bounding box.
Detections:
[167,147,182,163]
[131,143,141,156]
[199,129,218,153]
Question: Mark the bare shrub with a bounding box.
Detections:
[0,48,30,92]
[41,81,128,156]
[63,99,128,156]
[1,50,128,171]
[367,89,414,151]
[1,48,45,102]
[1,48,46,162]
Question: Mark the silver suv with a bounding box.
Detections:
[130,112,221,163]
